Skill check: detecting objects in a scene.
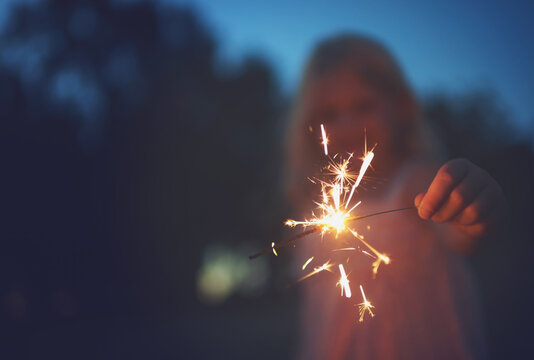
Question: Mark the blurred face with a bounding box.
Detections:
[303,65,401,171]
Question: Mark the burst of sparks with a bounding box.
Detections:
[285,124,387,274]
[337,264,352,298]
[286,124,373,237]
[280,124,390,323]
[358,285,375,322]
[285,199,361,236]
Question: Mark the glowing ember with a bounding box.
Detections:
[271,242,278,256]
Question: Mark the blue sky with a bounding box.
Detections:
[170,0,534,133]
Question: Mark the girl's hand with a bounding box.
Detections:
[414,159,506,239]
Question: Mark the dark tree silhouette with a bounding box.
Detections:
[424,91,534,359]
[0,0,289,358]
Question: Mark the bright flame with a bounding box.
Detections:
[358,285,375,322]
[285,199,361,236]
[337,264,352,298]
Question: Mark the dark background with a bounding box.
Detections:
[0,1,532,359]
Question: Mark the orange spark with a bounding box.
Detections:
[296,260,333,283]
[332,247,357,252]
[302,256,314,270]
[271,242,278,256]
[346,144,375,207]
[358,285,375,322]
[349,230,390,276]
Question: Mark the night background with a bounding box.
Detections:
[0,0,532,359]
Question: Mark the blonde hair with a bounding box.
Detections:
[285,34,432,207]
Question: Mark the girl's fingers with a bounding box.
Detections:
[414,193,424,208]
[418,159,469,219]
[430,168,489,223]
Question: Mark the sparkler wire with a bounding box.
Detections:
[249,206,416,259]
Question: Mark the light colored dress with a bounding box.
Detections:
[296,159,487,360]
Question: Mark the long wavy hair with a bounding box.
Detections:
[285,34,435,208]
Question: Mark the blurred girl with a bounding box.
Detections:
[286,34,505,360]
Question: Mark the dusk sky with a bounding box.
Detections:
[170,0,534,134]
[2,0,532,133]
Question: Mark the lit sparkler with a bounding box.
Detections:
[285,124,386,268]
[249,124,416,323]
[249,207,413,259]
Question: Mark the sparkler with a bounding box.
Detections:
[249,206,414,259]
[250,124,416,322]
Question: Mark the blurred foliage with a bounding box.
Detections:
[0,0,532,359]
[0,0,292,358]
